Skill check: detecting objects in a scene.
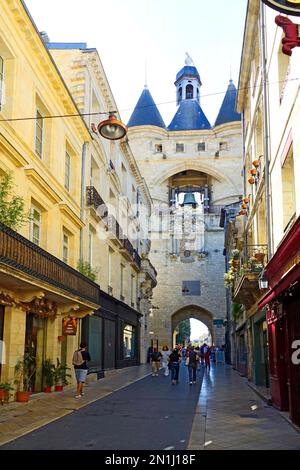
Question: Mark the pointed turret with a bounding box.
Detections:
[214,80,241,127]
[127,87,165,128]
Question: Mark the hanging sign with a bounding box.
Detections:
[262,1,300,16]
[62,317,78,335]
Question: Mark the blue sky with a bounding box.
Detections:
[25,0,247,126]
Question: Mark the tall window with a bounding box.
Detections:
[0,56,3,110]
[35,110,43,157]
[123,324,136,359]
[88,228,93,266]
[64,151,71,191]
[282,146,296,231]
[176,143,184,153]
[108,247,113,291]
[120,264,125,300]
[62,232,69,264]
[131,274,135,307]
[186,84,193,99]
[30,206,41,246]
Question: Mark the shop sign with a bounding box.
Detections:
[291,340,300,365]
[62,317,78,335]
[262,1,300,16]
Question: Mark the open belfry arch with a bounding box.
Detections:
[127,56,243,353]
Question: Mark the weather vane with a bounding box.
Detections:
[185,52,194,66]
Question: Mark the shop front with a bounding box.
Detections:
[259,216,300,426]
[81,289,140,374]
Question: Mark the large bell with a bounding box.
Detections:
[182,192,197,208]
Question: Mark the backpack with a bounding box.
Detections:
[72,349,84,366]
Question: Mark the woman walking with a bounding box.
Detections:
[186,346,199,384]
[168,347,181,385]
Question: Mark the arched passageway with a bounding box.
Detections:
[171,305,214,348]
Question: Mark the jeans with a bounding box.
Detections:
[170,362,179,381]
[188,365,197,382]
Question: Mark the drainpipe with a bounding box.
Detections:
[260,2,273,260]
[80,141,88,262]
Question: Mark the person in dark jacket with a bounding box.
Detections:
[186,346,199,384]
[169,347,181,385]
[73,341,91,398]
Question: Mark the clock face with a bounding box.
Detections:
[262,0,300,15]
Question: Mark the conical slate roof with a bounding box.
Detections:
[168,100,211,131]
[214,80,241,127]
[127,87,165,128]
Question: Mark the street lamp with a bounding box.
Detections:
[96,113,127,140]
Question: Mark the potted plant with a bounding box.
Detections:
[42,358,55,392]
[14,348,36,402]
[0,383,14,404]
[53,358,71,392]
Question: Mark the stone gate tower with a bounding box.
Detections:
[127,57,243,351]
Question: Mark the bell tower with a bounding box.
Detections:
[175,53,202,106]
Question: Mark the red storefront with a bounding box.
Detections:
[259,216,300,427]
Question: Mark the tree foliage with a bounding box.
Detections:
[175,319,191,344]
[0,172,29,230]
[76,260,98,282]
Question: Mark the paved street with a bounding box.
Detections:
[0,364,299,450]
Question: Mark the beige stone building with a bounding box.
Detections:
[0,0,99,393]
[127,59,243,350]
[46,41,157,368]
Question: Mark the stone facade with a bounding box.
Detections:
[128,115,243,349]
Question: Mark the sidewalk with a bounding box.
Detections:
[0,364,151,447]
[188,365,300,450]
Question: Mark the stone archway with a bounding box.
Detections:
[171,305,214,347]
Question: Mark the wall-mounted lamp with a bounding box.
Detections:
[258,272,268,289]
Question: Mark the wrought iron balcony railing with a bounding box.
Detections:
[86,186,108,218]
[0,222,100,305]
[132,249,141,270]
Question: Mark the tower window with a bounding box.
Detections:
[154,144,163,153]
[176,143,184,153]
[178,86,182,103]
[186,84,193,99]
[219,141,228,151]
[197,142,205,151]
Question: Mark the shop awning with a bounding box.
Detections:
[258,262,300,309]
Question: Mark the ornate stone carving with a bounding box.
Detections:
[19,297,58,320]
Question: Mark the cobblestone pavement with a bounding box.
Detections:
[188,364,300,450]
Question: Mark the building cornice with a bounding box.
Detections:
[236,0,260,112]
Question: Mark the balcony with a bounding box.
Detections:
[86,186,108,218]
[131,249,141,270]
[141,258,157,286]
[232,244,268,310]
[120,237,134,261]
[106,215,123,246]
[0,222,100,306]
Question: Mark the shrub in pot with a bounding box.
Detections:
[53,358,71,392]
[0,383,14,404]
[42,358,55,392]
[14,348,36,402]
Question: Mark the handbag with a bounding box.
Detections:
[185,357,189,366]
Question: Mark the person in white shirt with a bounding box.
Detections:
[161,345,171,376]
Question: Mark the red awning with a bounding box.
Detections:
[258,262,300,309]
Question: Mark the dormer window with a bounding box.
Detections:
[186,84,193,99]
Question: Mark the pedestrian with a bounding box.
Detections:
[72,341,91,398]
[195,346,201,371]
[204,345,212,371]
[168,347,181,385]
[161,345,171,376]
[150,348,162,376]
[186,346,199,384]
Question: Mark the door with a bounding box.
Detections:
[286,296,300,426]
[0,306,4,379]
[104,319,115,369]
[89,316,103,372]
[25,314,47,392]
